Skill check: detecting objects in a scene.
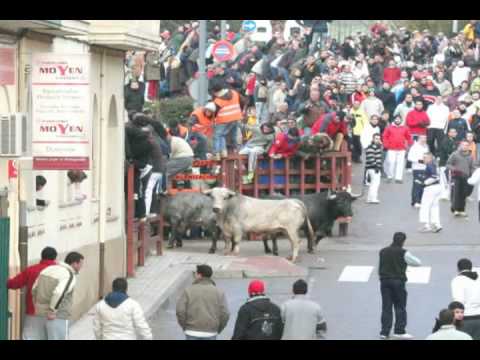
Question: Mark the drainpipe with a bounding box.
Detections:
[98,49,107,299]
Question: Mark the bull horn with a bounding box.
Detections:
[350,187,364,199]
[203,189,213,195]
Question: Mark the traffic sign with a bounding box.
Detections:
[211,40,235,63]
[242,20,257,33]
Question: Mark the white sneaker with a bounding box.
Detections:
[431,225,443,233]
[392,333,413,340]
[414,203,421,209]
[379,334,389,340]
[406,169,413,174]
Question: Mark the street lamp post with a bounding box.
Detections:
[452,20,458,34]
[198,20,208,106]
[221,20,227,40]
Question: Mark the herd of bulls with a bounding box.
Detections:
[162,188,361,262]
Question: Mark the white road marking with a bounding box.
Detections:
[338,266,374,282]
[406,266,431,284]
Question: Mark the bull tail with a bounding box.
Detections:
[305,217,315,248]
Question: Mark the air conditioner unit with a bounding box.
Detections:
[0,113,31,157]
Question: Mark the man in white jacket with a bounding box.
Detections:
[361,89,384,119]
[426,96,450,157]
[451,259,480,340]
[467,166,480,222]
[451,61,471,88]
[407,135,430,207]
[93,278,152,340]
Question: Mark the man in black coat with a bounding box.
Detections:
[231,280,283,340]
[378,232,422,340]
[376,82,397,118]
[124,79,146,113]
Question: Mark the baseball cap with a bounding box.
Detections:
[248,280,265,296]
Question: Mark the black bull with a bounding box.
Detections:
[260,191,361,256]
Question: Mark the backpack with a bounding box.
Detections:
[249,311,282,339]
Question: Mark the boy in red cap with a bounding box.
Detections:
[231,280,283,340]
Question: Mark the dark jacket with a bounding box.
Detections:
[438,136,457,167]
[231,296,283,340]
[124,81,146,113]
[471,114,480,143]
[379,245,407,282]
[447,117,470,142]
[369,63,384,86]
[376,89,397,116]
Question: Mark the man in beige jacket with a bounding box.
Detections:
[32,252,84,340]
[176,264,230,340]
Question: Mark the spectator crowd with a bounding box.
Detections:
[125,20,480,226]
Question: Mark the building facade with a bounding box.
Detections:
[0,20,161,339]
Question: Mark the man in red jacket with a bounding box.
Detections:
[383,116,413,183]
[406,100,430,140]
[7,246,57,340]
[383,60,401,87]
[311,111,348,151]
[268,127,301,159]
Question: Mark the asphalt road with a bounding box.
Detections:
[149,163,480,340]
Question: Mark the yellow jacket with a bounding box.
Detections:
[350,108,369,136]
[464,24,475,41]
[244,115,257,141]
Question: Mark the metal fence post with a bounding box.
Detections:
[0,216,10,340]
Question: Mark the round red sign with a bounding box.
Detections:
[211,40,235,62]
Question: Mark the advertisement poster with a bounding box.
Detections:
[0,47,15,85]
[32,53,90,170]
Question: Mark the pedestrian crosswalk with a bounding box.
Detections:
[338,266,374,282]
[337,265,433,284]
[337,266,480,284]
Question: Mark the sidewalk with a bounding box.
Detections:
[69,243,307,340]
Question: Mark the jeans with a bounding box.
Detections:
[213,122,239,154]
[277,67,292,89]
[427,128,445,157]
[309,32,327,55]
[380,279,408,336]
[186,335,217,340]
[411,170,425,205]
[46,319,69,340]
[22,315,47,340]
[255,102,269,124]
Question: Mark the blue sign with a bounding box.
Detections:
[242,20,256,33]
